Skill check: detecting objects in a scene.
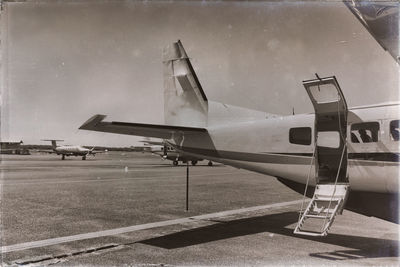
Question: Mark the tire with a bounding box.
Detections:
[173,160,178,166]
[82,156,86,160]
[208,161,213,166]
[61,155,65,160]
[191,160,197,166]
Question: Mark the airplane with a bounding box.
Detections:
[79,2,399,236]
[40,139,102,160]
[140,139,213,166]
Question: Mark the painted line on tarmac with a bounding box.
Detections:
[3,172,239,186]
[1,199,303,253]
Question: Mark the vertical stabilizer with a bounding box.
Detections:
[42,139,63,150]
[163,40,208,127]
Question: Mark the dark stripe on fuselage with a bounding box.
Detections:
[267,152,400,162]
[174,145,400,165]
[349,152,400,162]
[178,146,311,165]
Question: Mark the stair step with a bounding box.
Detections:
[315,196,343,201]
[294,229,327,237]
[294,183,350,237]
[305,214,332,219]
[309,208,336,214]
[315,184,348,195]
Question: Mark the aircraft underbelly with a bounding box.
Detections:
[236,159,397,193]
[58,150,84,156]
[348,160,399,193]
[179,148,397,194]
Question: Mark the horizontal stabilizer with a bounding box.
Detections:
[139,140,165,146]
[79,114,207,140]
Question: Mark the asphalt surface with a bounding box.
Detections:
[1,152,398,266]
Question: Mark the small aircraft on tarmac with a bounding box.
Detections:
[140,139,213,166]
[80,1,399,236]
[40,139,103,160]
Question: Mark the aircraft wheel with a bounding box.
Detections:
[191,160,197,166]
[173,160,178,166]
[61,155,65,160]
[82,156,86,160]
[208,161,213,166]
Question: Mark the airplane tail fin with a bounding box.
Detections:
[42,139,63,150]
[163,40,208,127]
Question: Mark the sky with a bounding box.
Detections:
[1,0,399,147]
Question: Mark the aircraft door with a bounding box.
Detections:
[303,76,348,184]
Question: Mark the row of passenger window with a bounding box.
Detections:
[350,120,399,143]
[289,120,400,145]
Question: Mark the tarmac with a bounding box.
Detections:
[1,152,399,266]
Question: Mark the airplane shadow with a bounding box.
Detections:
[139,212,398,260]
[128,164,224,168]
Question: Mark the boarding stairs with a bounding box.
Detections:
[294,183,349,236]
[294,75,350,237]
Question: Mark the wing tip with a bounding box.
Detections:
[79,114,107,130]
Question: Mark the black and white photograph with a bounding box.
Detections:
[1,0,399,266]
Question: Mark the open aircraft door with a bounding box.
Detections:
[295,75,350,236]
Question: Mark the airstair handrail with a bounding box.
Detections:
[299,140,317,221]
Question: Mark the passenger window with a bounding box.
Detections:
[350,122,379,143]
[390,120,399,141]
[289,127,312,145]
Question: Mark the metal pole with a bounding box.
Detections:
[186,161,189,211]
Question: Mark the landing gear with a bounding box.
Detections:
[61,155,65,160]
[191,160,197,166]
[173,160,178,166]
[82,155,86,160]
[208,161,213,166]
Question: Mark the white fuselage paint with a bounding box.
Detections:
[174,103,400,194]
[55,145,90,156]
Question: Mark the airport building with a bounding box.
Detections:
[0,140,30,155]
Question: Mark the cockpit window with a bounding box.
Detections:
[289,127,312,145]
[390,120,399,141]
[350,122,379,143]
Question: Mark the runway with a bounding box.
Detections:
[1,152,398,266]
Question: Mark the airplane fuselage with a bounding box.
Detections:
[54,145,91,156]
[180,103,399,193]
[168,102,399,222]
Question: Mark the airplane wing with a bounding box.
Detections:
[89,150,106,155]
[84,147,107,154]
[79,114,208,139]
[344,0,399,62]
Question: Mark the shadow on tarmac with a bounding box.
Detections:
[132,163,223,168]
[139,211,398,260]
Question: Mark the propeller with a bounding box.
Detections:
[162,142,168,159]
[86,147,96,156]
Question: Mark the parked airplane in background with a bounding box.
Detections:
[80,1,399,236]
[140,139,213,166]
[40,139,102,160]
